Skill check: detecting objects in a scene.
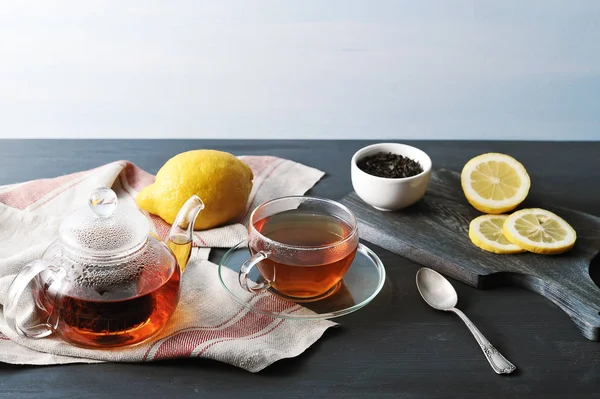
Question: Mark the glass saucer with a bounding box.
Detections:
[217,242,386,320]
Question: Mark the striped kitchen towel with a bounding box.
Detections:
[0,156,335,372]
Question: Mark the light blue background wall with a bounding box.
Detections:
[1,1,598,140]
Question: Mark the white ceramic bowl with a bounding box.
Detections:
[351,143,432,211]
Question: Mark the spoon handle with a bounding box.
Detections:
[450,308,516,375]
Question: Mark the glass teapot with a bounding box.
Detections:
[4,187,204,348]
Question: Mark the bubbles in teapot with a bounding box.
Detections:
[67,222,139,255]
[43,239,171,299]
[58,203,150,259]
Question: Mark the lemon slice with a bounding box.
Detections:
[461,153,530,214]
[468,214,525,254]
[503,208,577,254]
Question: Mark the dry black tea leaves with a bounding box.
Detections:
[357,152,423,178]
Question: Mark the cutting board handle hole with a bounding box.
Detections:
[589,252,600,292]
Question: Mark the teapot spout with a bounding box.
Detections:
[166,195,205,272]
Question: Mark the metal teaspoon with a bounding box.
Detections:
[415,267,516,375]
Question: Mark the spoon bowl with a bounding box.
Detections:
[416,268,458,310]
[415,267,516,375]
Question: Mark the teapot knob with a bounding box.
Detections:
[89,187,118,218]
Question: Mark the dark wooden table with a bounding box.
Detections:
[0,140,599,399]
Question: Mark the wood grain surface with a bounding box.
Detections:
[0,140,599,399]
[342,169,600,341]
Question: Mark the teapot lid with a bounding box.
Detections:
[58,187,150,259]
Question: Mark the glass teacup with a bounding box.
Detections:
[238,196,359,302]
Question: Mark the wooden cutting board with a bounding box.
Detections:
[340,168,600,341]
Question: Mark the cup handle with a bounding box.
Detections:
[238,251,271,293]
[4,260,64,339]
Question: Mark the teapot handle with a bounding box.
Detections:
[4,260,64,339]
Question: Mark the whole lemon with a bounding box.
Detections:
[136,150,253,230]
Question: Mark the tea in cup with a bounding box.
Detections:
[239,196,359,301]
